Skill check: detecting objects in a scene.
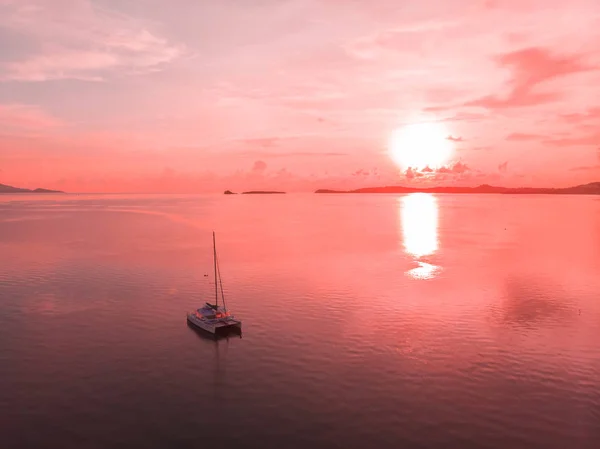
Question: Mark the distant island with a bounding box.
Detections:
[315,182,600,195]
[224,190,286,194]
[0,183,64,194]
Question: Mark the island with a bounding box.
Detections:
[315,182,600,195]
[0,183,64,194]
[224,190,237,195]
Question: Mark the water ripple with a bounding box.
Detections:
[1,194,599,449]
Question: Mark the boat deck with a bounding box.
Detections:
[187,313,242,334]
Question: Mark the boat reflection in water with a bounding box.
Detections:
[400,193,440,279]
[187,321,240,393]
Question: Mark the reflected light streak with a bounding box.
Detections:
[407,261,439,280]
[400,193,440,280]
[401,193,439,258]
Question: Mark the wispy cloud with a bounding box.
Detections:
[569,165,600,172]
[506,132,543,141]
[251,160,267,173]
[442,112,488,123]
[234,136,349,158]
[465,47,595,109]
[0,0,185,81]
[345,19,458,60]
[241,138,281,148]
[544,131,600,147]
[560,107,600,124]
[239,151,348,158]
[0,103,63,131]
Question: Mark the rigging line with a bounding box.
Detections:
[216,252,227,311]
[213,231,218,306]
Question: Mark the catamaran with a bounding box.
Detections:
[187,232,242,334]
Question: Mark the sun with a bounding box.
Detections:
[388,122,454,170]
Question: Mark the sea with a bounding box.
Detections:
[1,193,599,449]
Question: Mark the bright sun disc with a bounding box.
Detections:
[389,122,454,170]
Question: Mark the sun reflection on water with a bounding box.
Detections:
[400,193,440,279]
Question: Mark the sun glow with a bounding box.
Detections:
[389,122,454,170]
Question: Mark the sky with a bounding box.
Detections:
[1,0,600,192]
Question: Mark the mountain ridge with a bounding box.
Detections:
[315,182,600,195]
[0,183,64,194]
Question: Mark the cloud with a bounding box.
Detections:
[470,145,493,152]
[571,147,600,172]
[569,165,600,172]
[404,161,471,179]
[442,112,488,122]
[446,135,464,142]
[449,161,470,174]
[235,135,350,159]
[0,0,185,81]
[281,151,347,157]
[0,103,63,131]
[252,160,267,173]
[544,131,600,147]
[405,167,422,179]
[506,132,543,141]
[241,138,280,148]
[465,47,594,109]
[345,19,458,59]
[235,149,348,158]
[560,107,600,124]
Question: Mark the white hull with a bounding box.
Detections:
[187,313,242,334]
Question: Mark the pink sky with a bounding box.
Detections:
[1,0,600,192]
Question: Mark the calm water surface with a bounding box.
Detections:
[1,193,599,449]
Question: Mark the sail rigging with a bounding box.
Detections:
[216,250,227,311]
[210,231,227,311]
[213,231,219,307]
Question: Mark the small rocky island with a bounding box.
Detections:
[0,183,64,194]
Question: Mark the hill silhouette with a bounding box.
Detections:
[315,182,600,195]
[0,183,64,194]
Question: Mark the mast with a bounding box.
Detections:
[213,231,218,307]
[217,252,227,312]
